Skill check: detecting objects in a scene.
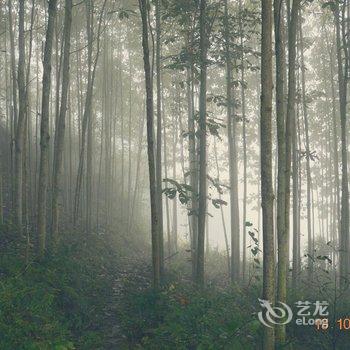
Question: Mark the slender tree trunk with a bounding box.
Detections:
[8,0,18,129]
[37,0,58,257]
[261,0,275,348]
[51,0,72,245]
[139,0,160,289]
[163,95,171,258]
[8,0,18,212]
[299,22,313,279]
[327,37,341,242]
[187,62,198,278]
[274,0,287,343]
[331,64,340,266]
[214,137,230,275]
[334,1,349,288]
[292,77,300,291]
[285,0,300,290]
[130,112,146,234]
[297,99,302,276]
[224,0,240,283]
[73,0,105,225]
[96,79,104,231]
[4,18,10,215]
[85,0,94,234]
[120,67,125,222]
[34,25,40,215]
[256,76,262,251]
[14,0,27,234]
[172,86,179,252]
[239,0,248,284]
[178,85,192,249]
[156,0,164,274]
[127,42,133,231]
[196,0,208,287]
[24,0,35,230]
[68,92,73,215]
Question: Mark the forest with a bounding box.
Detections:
[0,0,350,349]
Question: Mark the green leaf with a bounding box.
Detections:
[212,198,227,209]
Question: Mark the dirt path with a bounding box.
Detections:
[99,255,152,349]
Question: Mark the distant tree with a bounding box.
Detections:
[51,0,72,247]
[224,0,240,283]
[14,0,27,234]
[37,0,58,257]
[299,16,313,281]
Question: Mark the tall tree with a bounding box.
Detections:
[333,0,350,288]
[73,0,105,226]
[163,96,171,258]
[37,0,58,257]
[51,0,73,245]
[285,0,300,279]
[85,0,94,234]
[14,0,27,234]
[261,0,275,348]
[299,20,313,279]
[224,0,240,283]
[285,0,300,256]
[139,0,160,289]
[186,32,198,279]
[172,97,178,252]
[326,30,340,241]
[239,0,248,284]
[156,0,164,274]
[8,0,18,211]
[196,0,208,286]
[274,0,287,343]
[292,70,300,291]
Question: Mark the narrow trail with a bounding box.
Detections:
[99,255,152,349]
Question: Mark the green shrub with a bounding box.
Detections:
[118,281,258,349]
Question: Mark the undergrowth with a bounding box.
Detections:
[0,224,120,349]
[1,224,350,349]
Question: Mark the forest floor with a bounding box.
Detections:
[0,224,259,349]
[1,224,350,349]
